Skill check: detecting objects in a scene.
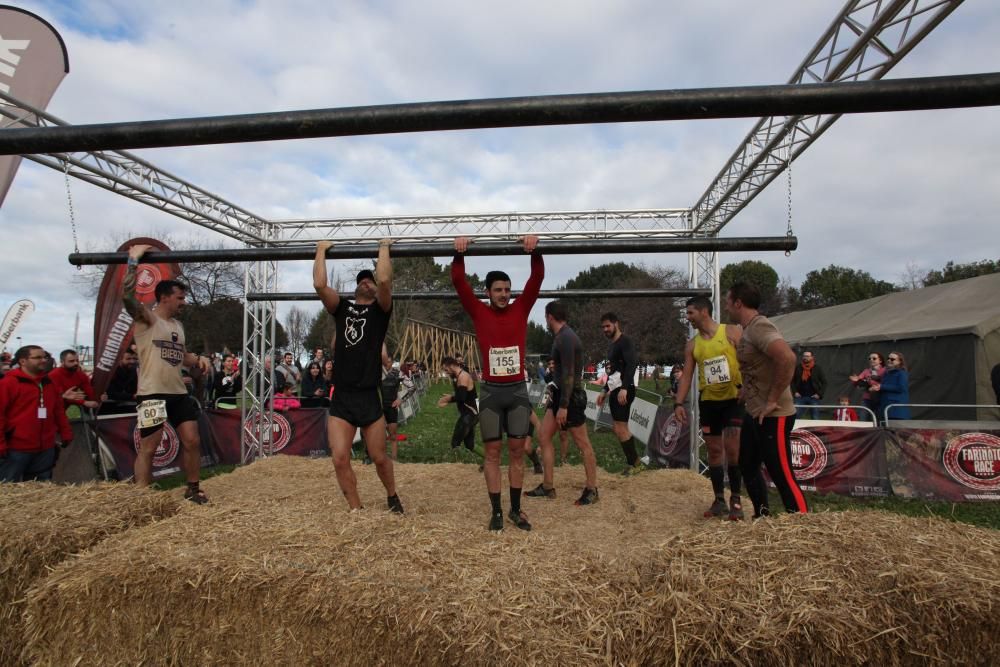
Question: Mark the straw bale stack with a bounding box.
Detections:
[0,482,181,666]
[19,457,1000,666]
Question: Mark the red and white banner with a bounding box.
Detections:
[99,413,218,480]
[209,407,330,464]
[781,426,890,497]
[886,429,1000,501]
[0,6,70,206]
[91,238,181,397]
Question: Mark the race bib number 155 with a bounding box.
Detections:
[489,346,521,376]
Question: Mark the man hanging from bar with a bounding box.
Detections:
[124,244,213,502]
[452,235,541,531]
[314,239,404,514]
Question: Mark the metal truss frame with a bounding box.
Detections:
[2,0,964,462]
[691,0,964,235]
[276,209,693,244]
[240,243,280,462]
[0,90,267,245]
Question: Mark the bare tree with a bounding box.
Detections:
[72,230,243,305]
[284,305,308,361]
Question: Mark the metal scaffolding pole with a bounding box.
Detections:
[69,236,798,265]
[245,288,713,301]
[4,73,999,155]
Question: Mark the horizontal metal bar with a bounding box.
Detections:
[245,288,712,302]
[68,235,797,266]
[6,73,1000,155]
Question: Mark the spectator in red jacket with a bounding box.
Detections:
[0,345,74,482]
[48,349,100,410]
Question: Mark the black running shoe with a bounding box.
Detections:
[525,483,556,499]
[574,487,599,506]
[388,495,404,514]
[488,511,504,531]
[508,509,532,531]
[184,487,209,505]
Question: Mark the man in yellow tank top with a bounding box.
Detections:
[125,244,213,504]
[673,296,744,520]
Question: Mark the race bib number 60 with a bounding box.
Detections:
[137,399,168,429]
[702,355,731,385]
[488,346,521,376]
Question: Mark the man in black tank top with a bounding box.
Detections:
[437,356,479,454]
[314,240,403,514]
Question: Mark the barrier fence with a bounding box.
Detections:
[53,383,1000,502]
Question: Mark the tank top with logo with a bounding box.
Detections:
[692,324,741,402]
[134,313,188,396]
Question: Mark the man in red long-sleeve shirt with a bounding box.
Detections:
[452,235,542,532]
[0,345,74,482]
[48,349,101,411]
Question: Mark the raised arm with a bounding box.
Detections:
[451,238,481,314]
[123,245,155,326]
[375,238,393,312]
[519,236,544,308]
[313,241,340,312]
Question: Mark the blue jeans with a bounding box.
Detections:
[0,448,57,483]
[794,395,821,420]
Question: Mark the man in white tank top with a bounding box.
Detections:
[125,244,213,503]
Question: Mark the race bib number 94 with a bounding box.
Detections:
[702,355,731,385]
[137,399,168,429]
[489,346,521,376]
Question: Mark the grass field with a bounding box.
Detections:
[159,379,1000,530]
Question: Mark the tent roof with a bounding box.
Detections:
[771,272,1000,346]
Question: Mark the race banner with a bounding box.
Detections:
[0,298,33,347]
[97,413,217,480]
[0,6,70,206]
[209,407,329,464]
[886,428,1000,502]
[647,405,691,469]
[91,238,181,397]
[778,426,891,497]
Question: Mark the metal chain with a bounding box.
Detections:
[784,142,794,256]
[62,159,81,265]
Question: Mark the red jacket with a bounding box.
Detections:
[0,369,74,456]
[47,366,97,406]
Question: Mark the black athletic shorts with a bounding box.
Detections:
[136,393,200,438]
[550,387,587,429]
[479,382,531,442]
[607,386,635,423]
[329,388,384,428]
[382,403,399,425]
[699,398,742,436]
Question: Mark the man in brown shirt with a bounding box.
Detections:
[725,282,808,518]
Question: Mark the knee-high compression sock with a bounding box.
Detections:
[709,465,725,499]
[727,464,743,496]
[510,487,522,515]
[489,492,502,515]
[620,437,639,466]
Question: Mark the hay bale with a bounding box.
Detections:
[0,482,182,666]
[20,459,1000,665]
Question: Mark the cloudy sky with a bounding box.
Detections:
[2,0,998,357]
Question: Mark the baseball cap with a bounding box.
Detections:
[356,269,375,284]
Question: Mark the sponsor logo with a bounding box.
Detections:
[942,432,1000,491]
[135,265,162,295]
[629,408,650,429]
[789,429,828,480]
[344,317,366,346]
[132,422,181,468]
[96,308,133,371]
[0,37,31,94]
[243,412,293,452]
